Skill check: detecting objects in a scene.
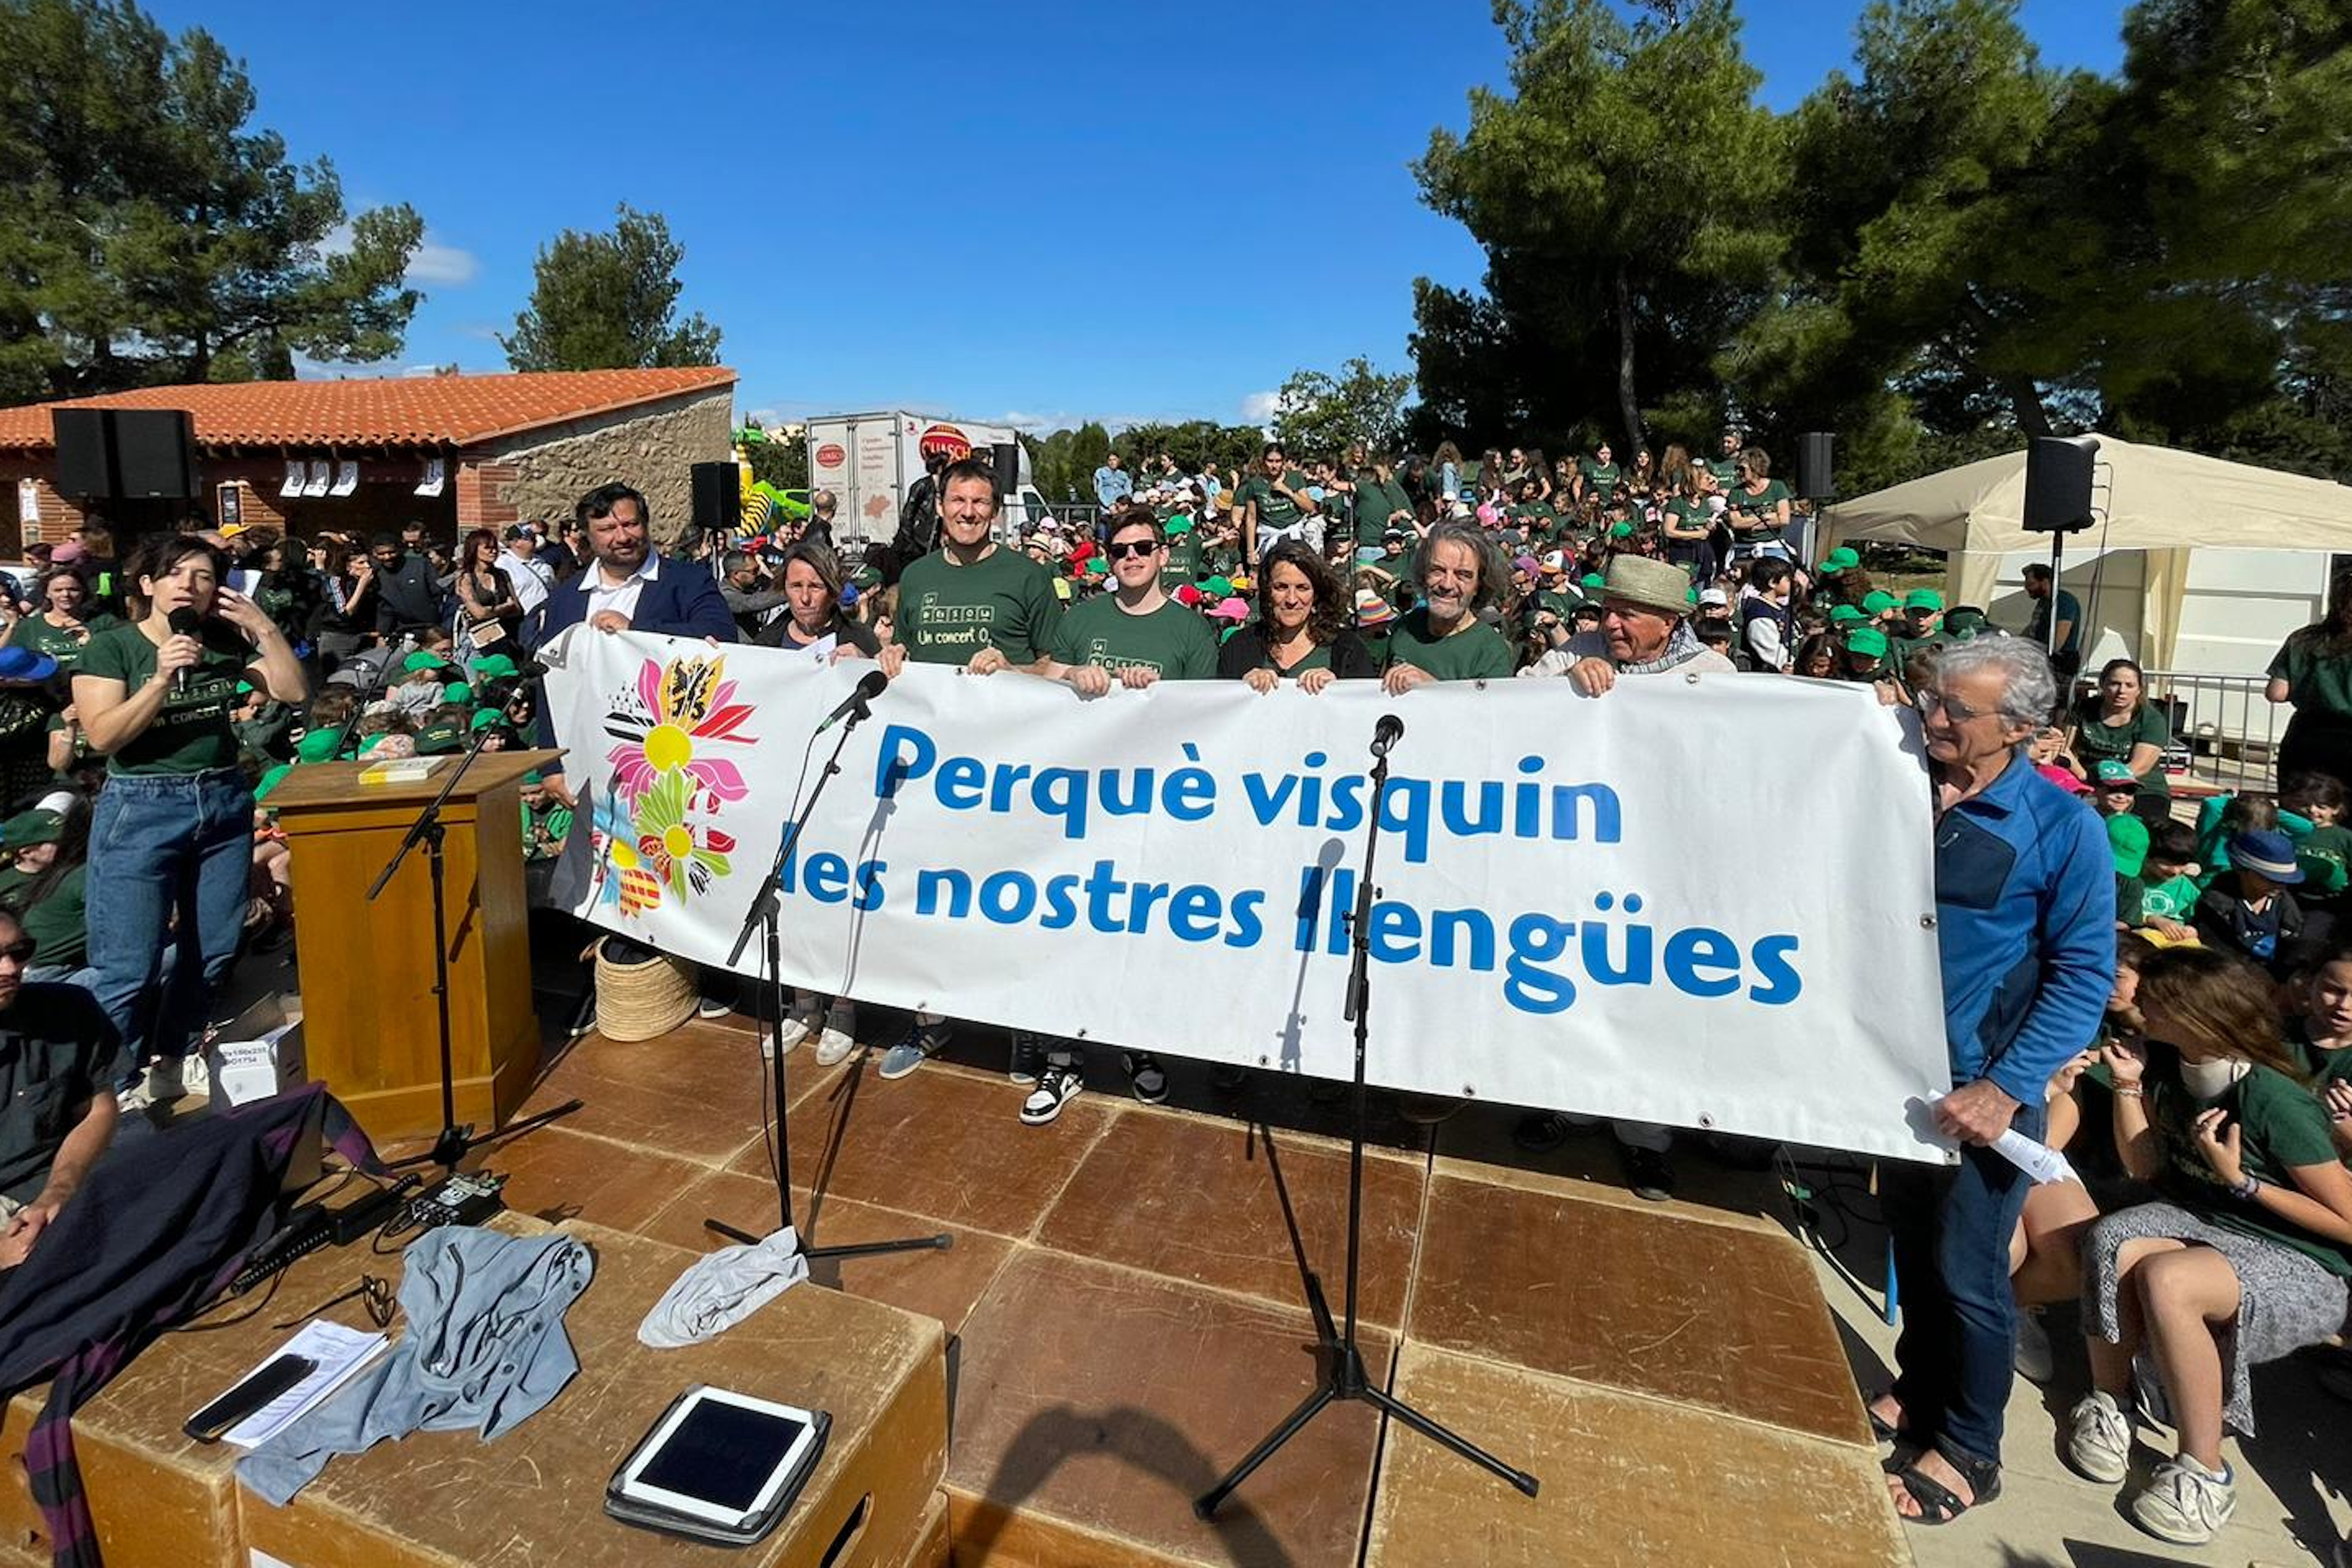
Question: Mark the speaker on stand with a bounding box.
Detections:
[690,461,739,569]
[52,408,198,501]
[1794,432,1835,565]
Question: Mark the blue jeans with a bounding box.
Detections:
[1883,1098,2046,1468]
[84,770,254,1080]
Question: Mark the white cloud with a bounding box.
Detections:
[405,239,479,287]
[744,408,782,426]
[1238,390,1280,426]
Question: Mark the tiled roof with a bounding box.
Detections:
[0,367,737,452]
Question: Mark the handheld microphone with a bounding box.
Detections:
[815,668,890,735]
[167,607,202,694]
[1371,713,1404,758]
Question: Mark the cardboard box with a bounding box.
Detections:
[204,993,306,1110]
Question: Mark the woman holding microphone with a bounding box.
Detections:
[73,537,308,1098]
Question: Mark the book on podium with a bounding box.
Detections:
[263,747,562,1146]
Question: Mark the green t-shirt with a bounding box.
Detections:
[2269,630,2352,724]
[2139,872,2201,921]
[6,612,121,675]
[2150,1064,2352,1276]
[896,546,1063,667]
[1707,454,1744,488]
[1050,596,1217,680]
[1386,608,1514,682]
[522,801,574,862]
[20,863,86,969]
[2071,696,2171,799]
[1161,535,1203,592]
[77,620,253,776]
[2295,822,2352,896]
[1582,461,1621,494]
[1726,480,1791,536]
[1352,473,1411,540]
[1235,471,1314,541]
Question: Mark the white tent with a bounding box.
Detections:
[1820,433,2352,668]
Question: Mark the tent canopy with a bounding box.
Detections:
[1821,433,2352,672]
[1821,431,2352,556]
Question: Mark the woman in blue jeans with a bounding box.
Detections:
[70,536,308,1093]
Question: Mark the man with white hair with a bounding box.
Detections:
[1874,635,2113,1526]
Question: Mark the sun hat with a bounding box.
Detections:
[1861,590,1901,615]
[1944,606,1991,639]
[1597,556,1693,618]
[594,937,698,1042]
[1904,589,1946,612]
[413,721,464,756]
[1817,547,1860,575]
[2108,813,2149,878]
[1698,586,1729,607]
[1609,521,1635,539]
[401,650,451,674]
[1353,589,1396,628]
[1175,584,1204,607]
[2036,763,2092,796]
[1165,515,1196,536]
[1513,554,1539,575]
[1209,596,1250,622]
[0,647,57,683]
[471,654,521,682]
[50,542,88,567]
[295,728,343,763]
[1580,573,1606,592]
[2228,828,2304,884]
[1202,575,1234,599]
[471,707,507,732]
[1828,605,1867,625]
[1847,627,1890,658]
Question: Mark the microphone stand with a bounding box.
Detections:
[367,721,582,1170]
[705,682,951,1264]
[1197,719,1537,1519]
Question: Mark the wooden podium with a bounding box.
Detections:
[266,749,562,1146]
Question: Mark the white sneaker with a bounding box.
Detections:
[180,1053,209,1098]
[2013,1306,2055,1383]
[2065,1391,2132,1484]
[2129,1456,2235,1545]
[812,1027,856,1066]
[761,1019,811,1058]
[144,1057,187,1106]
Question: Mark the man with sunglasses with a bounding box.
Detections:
[0,907,120,1269]
[1874,636,2113,1527]
[997,511,1215,1124]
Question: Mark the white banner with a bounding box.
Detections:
[546,631,1952,1162]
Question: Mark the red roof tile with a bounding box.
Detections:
[0,367,736,453]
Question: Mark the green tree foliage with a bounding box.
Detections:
[1414,0,1785,456]
[0,0,423,402]
[502,204,722,372]
[1268,358,1413,457]
[1110,420,1268,480]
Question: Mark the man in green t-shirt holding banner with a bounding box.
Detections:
[874,458,1065,1086]
[1004,510,1219,1125]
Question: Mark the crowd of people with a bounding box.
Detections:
[8,435,2352,1559]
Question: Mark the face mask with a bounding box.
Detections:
[2177,1054,2251,1101]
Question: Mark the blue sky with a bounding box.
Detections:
[146,0,2128,433]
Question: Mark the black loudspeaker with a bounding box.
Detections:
[52,408,197,499]
[2024,435,2100,533]
[1795,432,1834,500]
[991,442,1020,494]
[691,461,739,535]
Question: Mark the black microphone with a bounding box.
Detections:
[1371,714,1403,758]
[815,668,889,734]
[167,607,202,694]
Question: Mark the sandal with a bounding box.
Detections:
[1889,1440,2001,1526]
[1865,1394,1902,1443]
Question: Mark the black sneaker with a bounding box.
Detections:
[1513,1110,1574,1152]
[1621,1144,1676,1202]
[1009,1032,1046,1085]
[1020,1062,1085,1125]
[1125,1052,1168,1104]
[696,990,734,1020]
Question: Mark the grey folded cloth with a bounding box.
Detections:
[239,1226,595,1506]
[636,1227,809,1348]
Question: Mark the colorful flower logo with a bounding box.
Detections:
[589,651,759,919]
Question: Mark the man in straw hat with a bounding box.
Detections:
[1513,554,1733,1199]
[1521,554,1736,693]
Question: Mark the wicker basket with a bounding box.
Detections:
[592,938,697,1042]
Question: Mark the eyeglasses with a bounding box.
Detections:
[1914,688,1994,723]
[1103,538,1162,560]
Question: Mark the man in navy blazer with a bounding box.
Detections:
[529,482,735,801]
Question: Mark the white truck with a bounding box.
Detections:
[804,411,1053,547]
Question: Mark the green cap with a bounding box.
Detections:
[401,650,451,674]
[414,721,464,755]
[1818,547,1860,575]
[1904,589,1946,612]
[1,808,62,847]
[470,707,505,732]
[1202,575,1234,598]
[1847,627,1889,658]
[2108,813,2149,879]
[2094,759,2139,789]
[442,682,472,704]
[1609,521,1635,538]
[522,770,545,786]
[1828,605,1866,625]
[235,680,255,696]
[1082,557,1107,576]
[1581,573,1606,591]
[295,728,342,763]
[255,764,292,801]
[470,654,520,682]
[1164,514,1196,536]
[1944,607,1990,639]
[1861,590,1901,615]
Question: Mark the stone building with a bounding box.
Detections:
[0,367,736,556]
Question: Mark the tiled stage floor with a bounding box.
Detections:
[472,1014,1910,1567]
